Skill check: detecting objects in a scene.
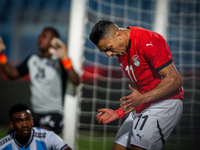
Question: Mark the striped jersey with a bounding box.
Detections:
[118,27,184,113]
[0,127,70,150]
[16,54,68,114]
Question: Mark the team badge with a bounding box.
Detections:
[133,55,140,67]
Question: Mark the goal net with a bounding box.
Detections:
[76,0,200,150]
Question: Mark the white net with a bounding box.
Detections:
[164,0,200,150]
[76,0,200,150]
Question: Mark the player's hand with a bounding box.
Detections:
[96,108,118,124]
[49,37,68,59]
[120,84,146,111]
[0,36,6,53]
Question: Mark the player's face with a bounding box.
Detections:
[10,110,33,137]
[38,29,54,51]
[97,31,127,57]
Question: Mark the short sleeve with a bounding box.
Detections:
[45,131,70,150]
[142,33,173,72]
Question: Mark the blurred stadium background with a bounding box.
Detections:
[0,0,200,150]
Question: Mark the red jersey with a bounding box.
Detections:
[118,27,184,113]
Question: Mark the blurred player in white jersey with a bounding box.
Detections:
[89,21,184,150]
[0,103,72,150]
[0,27,80,134]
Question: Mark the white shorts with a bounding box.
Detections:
[114,99,183,150]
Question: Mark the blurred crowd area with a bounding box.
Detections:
[0,0,71,61]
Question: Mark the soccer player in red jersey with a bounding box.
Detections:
[89,20,184,150]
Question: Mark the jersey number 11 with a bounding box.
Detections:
[125,65,137,82]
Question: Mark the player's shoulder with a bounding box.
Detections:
[24,52,38,59]
[33,127,49,133]
[128,26,152,45]
[128,26,150,33]
[33,127,55,138]
[130,26,158,39]
[0,133,13,147]
[28,52,41,59]
[29,53,59,62]
[21,52,39,64]
[27,53,51,64]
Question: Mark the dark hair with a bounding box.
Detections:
[43,26,60,38]
[9,103,30,119]
[89,20,114,45]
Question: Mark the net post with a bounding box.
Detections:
[153,0,169,40]
[63,0,87,149]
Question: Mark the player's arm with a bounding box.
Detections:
[144,62,182,102]
[96,106,135,124]
[49,37,80,86]
[120,63,182,109]
[0,60,21,79]
[46,131,72,150]
[0,37,20,80]
[66,67,80,86]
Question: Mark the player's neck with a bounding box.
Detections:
[15,134,31,145]
[119,29,131,50]
[40,50,51,58]
[124,29,131,39]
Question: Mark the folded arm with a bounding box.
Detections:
[120,63,182,110]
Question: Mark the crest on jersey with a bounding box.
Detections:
[133,55,140,67]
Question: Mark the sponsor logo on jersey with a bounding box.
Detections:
[136,134,144,141]
[146,41,153,46]
[133,55,140,67]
